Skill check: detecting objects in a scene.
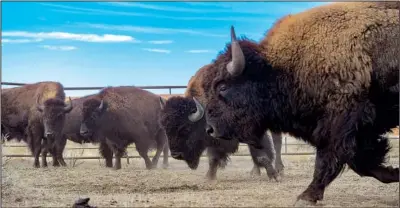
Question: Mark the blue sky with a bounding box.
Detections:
[2,1,328,97]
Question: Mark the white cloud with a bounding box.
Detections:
[2,31,139,43]
[40,45,77,51]
[40,3,266,22]
[185,50,216,54]
[2,38,43,44]
[77,23,226,38]
[148,40,174,44]
[142,48,171,54]
[102,2,232,13]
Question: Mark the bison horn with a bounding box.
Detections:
[226,26,245,77]
[98,99,104,111]
[159,97,166,110]
[188,97,204,122]
[36,95,44,112]
[63,97,73,112]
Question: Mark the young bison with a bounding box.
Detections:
[80,86,169,170]
[201,2,399,205]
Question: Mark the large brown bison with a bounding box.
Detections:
[159,64,283,181]
[79,86,169,170]
[199,2,399,205]
[2,81,73,167]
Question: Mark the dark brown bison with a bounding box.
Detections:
[159,64,283,181]
[2,81,73,168]
[201,2,399,205]
[79,86,169,170]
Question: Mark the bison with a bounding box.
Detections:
[159,64,283,181]
[2,81,73,168]
[200,2,399,205]
[79,86,169,170]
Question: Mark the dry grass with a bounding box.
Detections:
[2,138,399,207]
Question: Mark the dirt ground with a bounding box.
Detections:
[2,140,399,208]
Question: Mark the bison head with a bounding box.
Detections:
[80,98,107,138]
[36,97,73,139]
[159,96,207,169]
[204,26,275,148]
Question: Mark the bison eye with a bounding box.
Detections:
[218,84,227,92]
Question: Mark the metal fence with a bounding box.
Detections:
[1,82,399,160]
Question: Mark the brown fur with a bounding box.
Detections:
[1,81,68,168]
[80,86,169,170]
[202,2,399,205]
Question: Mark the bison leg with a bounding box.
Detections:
[55,135,67,167]
[295,148,345,206]
[99,141,113,168]
[136,145,153,170]
[347,134,399,183]
[41,138,50,167]
[162,141,169,169]
[114,150,124,170]
[249,133,280,182]
[271,132,285,177]
[27,124,43,168]
[206,147,229,181]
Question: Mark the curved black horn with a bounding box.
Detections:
[36,95,44,112]
[98,99,104,111]
[63,97,73,112]
[159,97,166,110]
[188,97,204,122]
[226,26,245,77]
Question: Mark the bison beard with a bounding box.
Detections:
[203,2,399,205]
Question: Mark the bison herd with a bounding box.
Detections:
[1,2,399,206]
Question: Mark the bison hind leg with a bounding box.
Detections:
[347,134,398,183]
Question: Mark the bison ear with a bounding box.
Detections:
[159,97,166,110]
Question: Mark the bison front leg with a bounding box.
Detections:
[162,141,169,169]
[271,132,285,177]
[28,124,43,168]
[295,148,345,206]
[99,141,113,168]
[41,139,50,167]
[136,146,153,170]
[205,147,229,181]
[55,136,67,167]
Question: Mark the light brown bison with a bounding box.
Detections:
[199,2,399,205]
[2,81,73,168]
[79,86,169,170]
[159,64,283,181]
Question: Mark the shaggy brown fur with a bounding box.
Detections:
[80,86,169,170]
[1,81,70,168]
[160,64,283,181]
[202,2,399,205]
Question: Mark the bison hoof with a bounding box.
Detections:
[293,199,317,207]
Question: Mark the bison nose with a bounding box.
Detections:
[206,124,215,137]
[45,132,54,138]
